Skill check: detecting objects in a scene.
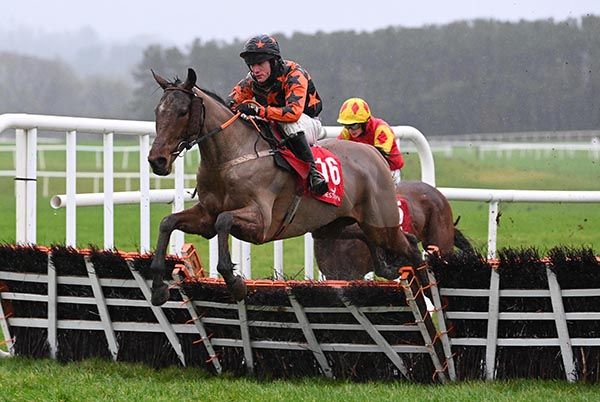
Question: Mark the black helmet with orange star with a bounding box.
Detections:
[240,34,282,65]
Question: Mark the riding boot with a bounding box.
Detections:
[286,131,329,196]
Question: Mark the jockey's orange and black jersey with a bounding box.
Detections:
[338,117,405,171]
[228,60,322,122]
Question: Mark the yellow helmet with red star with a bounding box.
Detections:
[337,98,372,125]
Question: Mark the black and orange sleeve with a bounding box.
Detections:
[263,69,308,122]
[227,76,255,109]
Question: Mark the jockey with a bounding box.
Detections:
[337,98,404,185]
[227,34,328,196]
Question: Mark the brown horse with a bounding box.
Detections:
[147,68,421,305]
[315,181,474,280]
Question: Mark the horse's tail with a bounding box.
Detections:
[453,216,475,254]
[454,228,475,254]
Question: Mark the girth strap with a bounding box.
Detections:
[272,194,303,240]
[206,149,277,171]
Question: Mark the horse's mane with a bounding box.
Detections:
[170,77,253,127]
[170,77,228,107]
[198,87,228,107]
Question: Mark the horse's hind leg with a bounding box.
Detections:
[422,212,455,256]
[366,244,398,280]
[360,224,422,279]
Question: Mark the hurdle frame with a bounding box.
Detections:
[0,245,454,382]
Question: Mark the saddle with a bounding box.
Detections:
[251,118,293,171]
[249,117,343,206]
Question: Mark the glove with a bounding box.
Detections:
[237,103,262,117]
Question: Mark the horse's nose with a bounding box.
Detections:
[148,156,168,175]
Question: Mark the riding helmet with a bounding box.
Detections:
[337,98,372,125]
[240,34,281,65]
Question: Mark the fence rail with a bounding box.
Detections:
[429,129,600,144]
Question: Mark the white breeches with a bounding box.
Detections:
[280,114,322,145]
[392,169,401,186]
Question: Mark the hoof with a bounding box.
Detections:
[363,271,376,281]
[151,283,170,306]
[227,275,247,301]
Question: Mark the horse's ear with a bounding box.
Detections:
[152,69,170,90]
[183,68,197,90]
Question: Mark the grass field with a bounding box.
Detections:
[1,358,600,402]
[1,143,600,400]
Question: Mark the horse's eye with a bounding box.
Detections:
[178,110,188,117]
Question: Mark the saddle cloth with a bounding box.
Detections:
[397,195,413,233]
[251,118,344,206]
[279,146,344,206]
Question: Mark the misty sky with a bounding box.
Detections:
[3,0,600,45]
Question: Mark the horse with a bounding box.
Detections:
[147,68,422,305]
[314,181,474,280]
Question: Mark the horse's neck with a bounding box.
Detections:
[199,99,266,168]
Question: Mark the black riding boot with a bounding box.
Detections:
[286,131,329,196]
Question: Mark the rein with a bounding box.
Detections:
[164,86,277,169]
[166,86,243,158]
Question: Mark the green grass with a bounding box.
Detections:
[1,144,600,397]
[404,148,600,253]
[0,358,599,402]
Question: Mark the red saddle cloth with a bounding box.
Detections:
[279,146,344,206]
[396,196,413,234]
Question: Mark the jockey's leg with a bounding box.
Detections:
[285,131,328,195]
[392,169,401,186]
[281,115,328,196]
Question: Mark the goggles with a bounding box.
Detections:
[243,53,274,66]
[344,123,363,131]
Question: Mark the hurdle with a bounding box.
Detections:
[0,244,454,382]
[429,248,600,382]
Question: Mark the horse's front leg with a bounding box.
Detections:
[150,204,215,306]
[214,206,268,301]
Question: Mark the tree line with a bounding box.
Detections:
[3,16,599,136]
[0,52,133,120]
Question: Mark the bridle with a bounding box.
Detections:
[163,86,242,158]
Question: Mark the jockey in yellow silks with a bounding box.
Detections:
[337,97,404,185]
